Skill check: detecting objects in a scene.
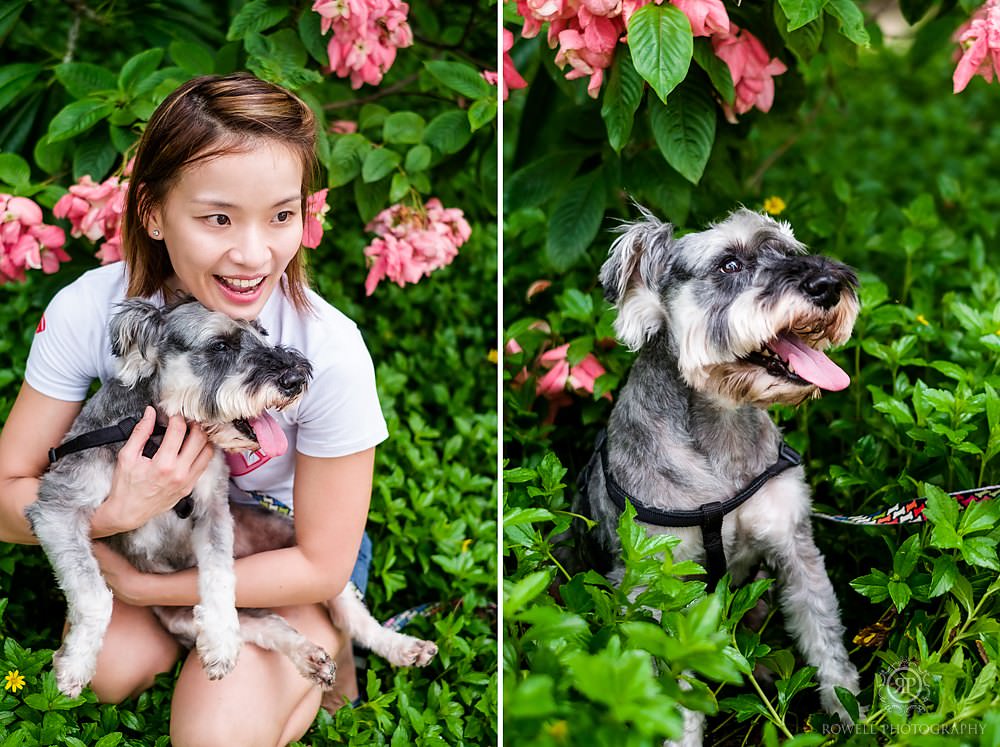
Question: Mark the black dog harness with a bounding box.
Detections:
[48,415,195,519]
[582,429,802,587]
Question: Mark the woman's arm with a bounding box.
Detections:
[101,448,376,608]
[0,382,216,544]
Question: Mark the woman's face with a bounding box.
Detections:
[149,140,304,320]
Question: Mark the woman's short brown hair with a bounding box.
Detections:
[121,72,318,311]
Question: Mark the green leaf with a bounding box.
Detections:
[850,569,890,602]
[826,0,870,45]
[546,169,606,271]
[627,3,693,104]
[33,134,67,174]
[893,534,921,578]
[887,580,912,611]
[504,569,554,616]
[0,63,42,111]
[929,555,958,597]
[169,40,215,74]
[383,112,426,145]
[505,152,584,212]
[776,666,816,712]
[468,97,497,131]
[108,124,137,155]
[362,147,401,183]
[959,498,1000,535]
[692,38,734,105]
[777,0,828,30]
[0,152,30,188]
[423,110,472,154]
[835,686,861,723]
[298,9,328,66]
[601,48,645,152]
[924,483,959,529]
[72,136,117,181]
[425,60,492,99]
[118,48,164,94]
[0,1,28,42]
[961,536,1000,570]
[93,734,123,747]
[47,99,114,142]
[389,172,410,202]
[649,80,716,185]
[353,177,388,223]
[227,0,288,41]
[327,133,369,187]
[54,62,117,97]
[404,144,432,172]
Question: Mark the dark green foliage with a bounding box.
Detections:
[504,11,1000,745]
[0,1,496,744]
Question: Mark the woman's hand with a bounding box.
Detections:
[95,406,216,536]
[93,541,153,606]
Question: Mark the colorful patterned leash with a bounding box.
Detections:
[381,598,480,632]
[812,484,1000,525]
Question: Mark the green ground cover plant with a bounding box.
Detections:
[0,1,497,745]
[504,2,1000,744]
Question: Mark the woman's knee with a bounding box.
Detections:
[87,600,181,703]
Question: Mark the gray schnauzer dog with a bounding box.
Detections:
[575,207,861,742]
[26,298,437,698]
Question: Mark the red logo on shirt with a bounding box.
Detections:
[35,314,46,334]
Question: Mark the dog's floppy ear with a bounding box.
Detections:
[600,206,675,351]
[109,299,165,385]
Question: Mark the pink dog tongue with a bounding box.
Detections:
[770,333,850,391]
[250,412,287,457]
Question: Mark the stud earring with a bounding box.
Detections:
[152,230,161,238]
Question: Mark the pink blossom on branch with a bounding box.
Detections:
[672,0,729,36]
[953,0,1000,93]
[313,0,414,88]
[535,342,611,421]
[1,194,69,283]
[712,24,787,118]
[492,28,528,100]
[53,174,128,265]
[363,198,471,295]
[301,189,330,249]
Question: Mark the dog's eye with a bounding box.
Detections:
[719,258,744,274]
[213,340,235,353]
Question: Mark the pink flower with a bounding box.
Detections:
[554,24,616,98]
[712,25,787,117]
[316,0,413,88]
[302,189,330,249]
[363,198,471,295]
[331,120,358,134]
[672,0,729,37]
[534,343,611,422]
[953,0,1000,93]
[1,193,70,283]
[498,28,528,100]
[52,174,128,264]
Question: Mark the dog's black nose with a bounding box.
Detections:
[802,273,842,309]
[277,370,307,395]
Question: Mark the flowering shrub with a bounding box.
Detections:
[0,1,496,745]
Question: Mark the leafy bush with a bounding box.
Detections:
[0,1,497,745]
[504,1,1000,744]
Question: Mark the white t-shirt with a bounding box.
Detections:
[25,263,389,508]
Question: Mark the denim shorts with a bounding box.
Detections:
[238,490,372,598]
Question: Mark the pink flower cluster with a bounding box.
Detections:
[312,0,414,89]
[506,336,610,422]
[302,189,330,249]
[1,194,68,283]
[511,0,786,114]
[953,0,1000,93]
[363,198,471,295]
[53,174,128,264]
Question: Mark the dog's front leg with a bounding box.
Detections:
[770,519,860,721]
[189,457,241,679]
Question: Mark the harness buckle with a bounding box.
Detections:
[779,442,802,466]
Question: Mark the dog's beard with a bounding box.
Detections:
[682,289,859,407]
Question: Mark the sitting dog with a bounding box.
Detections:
[575,207,861,743]
[27,298,436,698]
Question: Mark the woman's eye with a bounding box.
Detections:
[719,258,744,274]
[211,214,231,226]
[275,210,293,223]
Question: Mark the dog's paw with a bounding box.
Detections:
[53,648,92,698]
[292,645,337,689]
[384,635,438,667]
[193,606,241,680]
